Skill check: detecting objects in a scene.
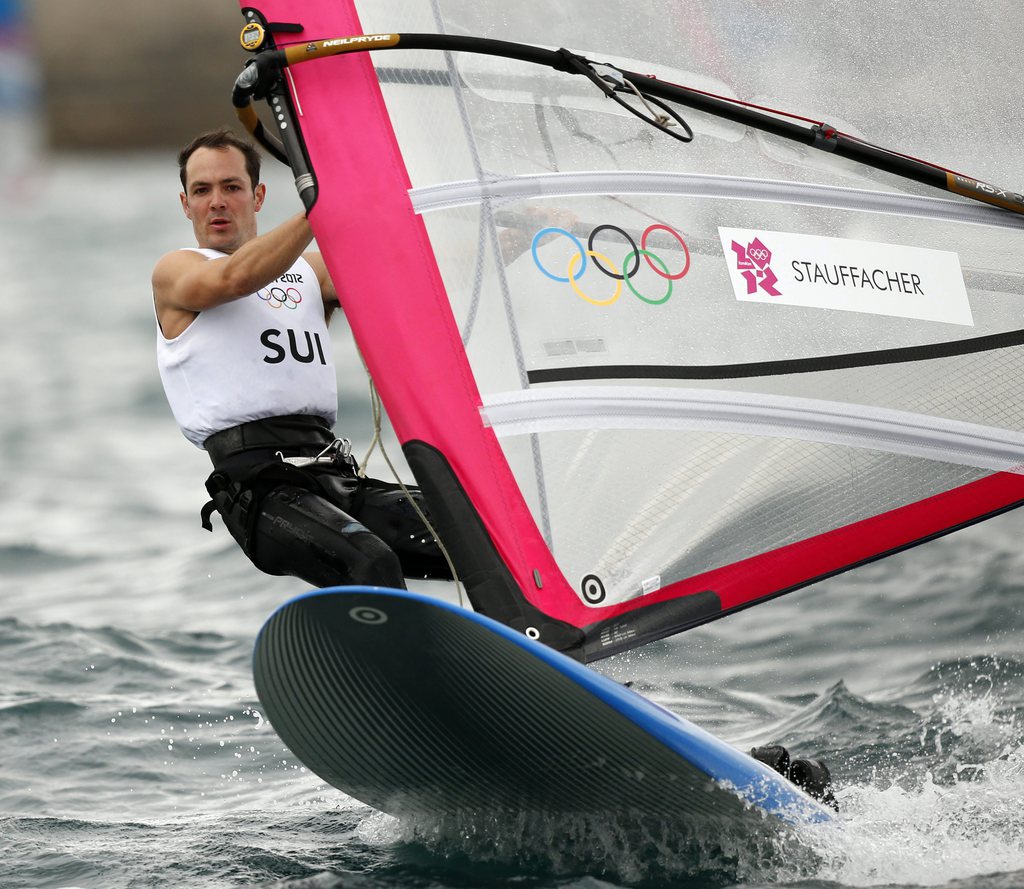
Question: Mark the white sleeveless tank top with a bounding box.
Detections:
[156,249,338,448]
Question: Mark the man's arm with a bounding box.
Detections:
[302,251,340,324]
[153,213,313,338]
[498,206,580,264]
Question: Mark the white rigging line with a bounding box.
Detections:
[356,356,466,607]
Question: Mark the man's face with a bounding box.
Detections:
[180,146,266,253]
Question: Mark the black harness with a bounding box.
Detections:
[199,414,451,587]
[200,414,358,545]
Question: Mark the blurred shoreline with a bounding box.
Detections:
[27,0,247,150]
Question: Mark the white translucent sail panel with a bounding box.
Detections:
[346,0,1024,611]
[491,432,990,608]
[412,192,1024,606]
[354,0,1024,189]
[418,190,1024,407]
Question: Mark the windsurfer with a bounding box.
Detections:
[152,128,452,589]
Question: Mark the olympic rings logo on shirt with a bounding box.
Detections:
[257,286,303,309]
[531,223,691,306]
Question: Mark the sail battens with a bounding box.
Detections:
[410,171,1024,230]
[481,387,1024,473]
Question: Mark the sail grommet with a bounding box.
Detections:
[581,574,606,604]
[525,627,541,640]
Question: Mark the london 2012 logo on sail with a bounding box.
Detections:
[718,226,974,326]
[730,236,782,296]
[530,223,691,306]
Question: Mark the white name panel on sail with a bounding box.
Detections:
[718,227,973,326]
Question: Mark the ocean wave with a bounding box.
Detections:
[0,543,93,575]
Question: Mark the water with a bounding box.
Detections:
[2,141,1024,888]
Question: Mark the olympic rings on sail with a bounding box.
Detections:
[568,249,621,306]
[531,223,690,306]
[258,286,303,309]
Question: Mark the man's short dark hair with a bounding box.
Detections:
[178,129,262,191]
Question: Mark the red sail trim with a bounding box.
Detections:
[562,471,1024,627]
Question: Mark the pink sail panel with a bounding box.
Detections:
[238,0,577,617]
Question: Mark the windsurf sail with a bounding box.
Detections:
[232,0,1024,661]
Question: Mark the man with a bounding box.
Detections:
[153,128,450,589]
